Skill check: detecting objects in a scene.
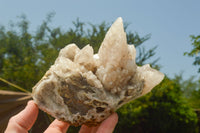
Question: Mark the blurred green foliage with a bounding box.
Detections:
[184,35,200,73]
[0,13,199,132]
[116,78,198,133]
[174,74,200,109]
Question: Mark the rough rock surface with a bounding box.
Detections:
[32,17,164,126]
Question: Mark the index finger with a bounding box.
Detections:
[5,100,39,132]
[96,113,118,133]
[44,119,70,133]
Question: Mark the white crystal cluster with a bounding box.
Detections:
[32,17,164,126]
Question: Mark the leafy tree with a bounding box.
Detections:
[0,15,40,92]
[185,35,200,73]
[174,73,200,109]
[174,74,198,98]
[115,78,198,133]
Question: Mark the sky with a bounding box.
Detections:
[0,0,200,79]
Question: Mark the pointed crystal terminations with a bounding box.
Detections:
[32,17,164,126]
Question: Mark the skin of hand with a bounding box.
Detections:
[5,100,118,133]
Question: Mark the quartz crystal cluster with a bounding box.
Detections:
[32,17,164,126]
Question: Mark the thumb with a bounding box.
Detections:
[5,100,39,133]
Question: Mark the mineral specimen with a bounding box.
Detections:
[32,17,164,126]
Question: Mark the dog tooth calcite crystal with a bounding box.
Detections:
[32,17,164,126]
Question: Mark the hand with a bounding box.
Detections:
[5,100,118,133]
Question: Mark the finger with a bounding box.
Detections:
[44,119,70,133]
[5,100,39,133]
[79,113,118,133]
[90,125,99,133]
[79,125,92,133]
[79,125,99,133]
[96,113,118,133]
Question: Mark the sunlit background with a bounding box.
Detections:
[0,0,200,132]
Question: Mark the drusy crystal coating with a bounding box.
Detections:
[32,17,164,126]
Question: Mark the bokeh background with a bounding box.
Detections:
[0,0,200,132]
